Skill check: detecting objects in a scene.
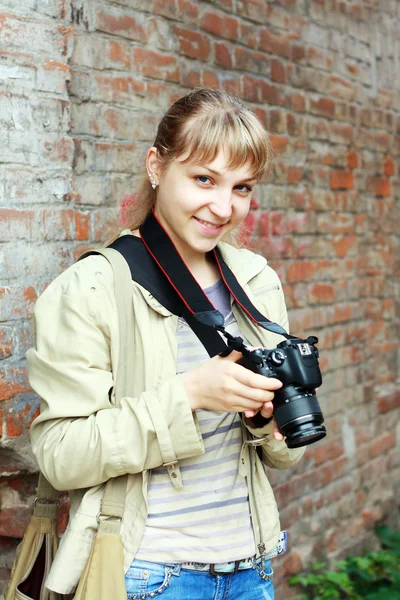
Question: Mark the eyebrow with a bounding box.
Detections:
[201,166,257,182]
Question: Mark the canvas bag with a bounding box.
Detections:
[6,248,134,600]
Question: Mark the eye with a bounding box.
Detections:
[235,184,253,193]
[196,175,212,185]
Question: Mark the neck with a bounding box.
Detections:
[188,254,221,289]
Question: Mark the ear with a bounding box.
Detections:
[146,147,161,184]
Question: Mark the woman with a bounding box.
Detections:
[27,88,305,600]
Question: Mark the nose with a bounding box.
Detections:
[210,192,232,221]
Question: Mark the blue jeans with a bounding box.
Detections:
[125,558,274,600]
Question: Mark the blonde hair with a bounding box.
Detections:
[124,88,274,243]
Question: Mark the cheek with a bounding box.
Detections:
[233,199,251,222]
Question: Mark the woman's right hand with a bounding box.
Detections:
[182,350,283,414]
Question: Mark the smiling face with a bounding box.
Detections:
[148,148,257,267]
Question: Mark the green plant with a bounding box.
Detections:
[289,526,400,600]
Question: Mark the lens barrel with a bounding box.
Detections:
[273,387,326,448]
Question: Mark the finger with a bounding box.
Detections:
[232,396,264,412]
[273,421,284,441]
[260,401,274,419]
[244,410,258,418]
[233,381,277,404]
[234,368,283,392]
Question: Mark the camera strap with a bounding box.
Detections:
[109,210,294,357]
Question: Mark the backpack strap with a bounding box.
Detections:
[36,248,135,533]
[79,248,183,494]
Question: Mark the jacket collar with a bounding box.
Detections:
[119,230,267,316]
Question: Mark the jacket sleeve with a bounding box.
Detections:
[27,259,204,491]
[243,265,305,469]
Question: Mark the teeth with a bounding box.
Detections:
[196,218,220,229]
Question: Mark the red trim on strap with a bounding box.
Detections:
[140,236,195,315]
[212,249,259,325]
[141,210,218,312]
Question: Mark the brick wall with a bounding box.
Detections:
[1,0,399,597]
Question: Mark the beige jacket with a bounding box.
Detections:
[27,239,304,594]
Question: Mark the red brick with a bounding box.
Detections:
[269,135,289,153]
[286,113,303,136]
[177,0,199,19]
[133,49,180,83]
[0,366,31,402]
[93,208,120,242]
[174,26,211,61]
[259,28,291,57]
[286,261,315,282]
[308,283,336,304]
[43,136,74,164]
[152,0,178,18]
[42,209,74,241]
[221,78,241,97]
[383,156,395,177]
[368,432,396,459]
[366,177,391,197]
[239,21,258,48]
[347,148,358,169]
[291,44,306,62]
[0,209,38,242]
[378,390,400,413]
[215,42,233,69]
[271,58,286,83]
[75,211,90,240]
[181,67,201,88]
[333,236,358,258]
[260,81,282,105]
[105,39,131,69]
[96,9,146,42]
[267,109,284,134]
[200,11,238,41]
[242,74,260,102]
[310,97,335,118]
[5,401,40,437]
[330,170,354,190]
[333,303,353,323]
[202,69,219,88]
[287,166,303,184]
[0,327,13,359]
[0,506,32,538]
[234,47,268,73]
[329,74,356,100]
[94,73,146,101]
[236,0,270,23]
[0,284,38,321]
[313,437,344,465]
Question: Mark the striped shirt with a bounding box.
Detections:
[136,279,256,564]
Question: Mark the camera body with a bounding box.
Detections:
[239,336,326,448]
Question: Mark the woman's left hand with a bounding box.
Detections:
[244,402,284,441]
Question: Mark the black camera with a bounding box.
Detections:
[238,336,325,448]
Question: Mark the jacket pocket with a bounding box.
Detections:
[252,283,280,297]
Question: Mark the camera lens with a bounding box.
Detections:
[273,386,326,448]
